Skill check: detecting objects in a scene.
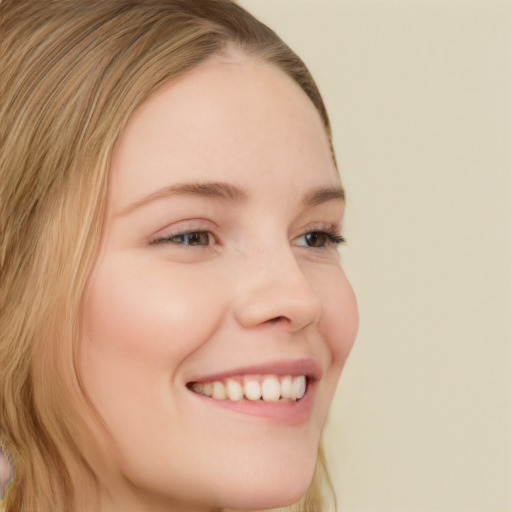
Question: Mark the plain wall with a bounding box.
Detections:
[240,1,512,511]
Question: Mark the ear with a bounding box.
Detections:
[0,445,15,499]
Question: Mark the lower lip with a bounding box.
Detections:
[188,381,316,425]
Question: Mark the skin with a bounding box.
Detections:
[79,52,359,512]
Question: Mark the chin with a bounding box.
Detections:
[219,473,315,511]
[210,448,318,511]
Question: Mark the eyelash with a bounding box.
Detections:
[297,227,346,249]
[151,230,215,247]
[150,225,346,249]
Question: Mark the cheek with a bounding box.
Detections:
[316,267,359,365]
[80,255,226,384]
[302,265,358,432]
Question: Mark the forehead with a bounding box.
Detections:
[109,54,339,212]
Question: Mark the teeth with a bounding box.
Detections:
[212,381,227,399]
[293,375,306,400]
[280,375,294,399]
[244,379,262,401]
[203,382,213,396]
[191,374,308,402]
[226,379,243,401]
[261,376,280,402]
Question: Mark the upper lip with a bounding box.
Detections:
[186,358,323,384]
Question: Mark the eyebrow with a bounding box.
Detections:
[303,186,345,207]
[118,181,248,216]
[118,181,345,216]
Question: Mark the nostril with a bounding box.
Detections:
[266,316,287,325]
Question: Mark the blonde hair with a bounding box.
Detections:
[0,1,337,510]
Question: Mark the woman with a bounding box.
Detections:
[0,1,358,511]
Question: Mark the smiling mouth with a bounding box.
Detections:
[187,374,309,403]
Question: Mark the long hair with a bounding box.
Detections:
[0,1,337,510]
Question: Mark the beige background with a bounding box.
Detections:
[240,1,512,511]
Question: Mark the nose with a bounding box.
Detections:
[232,249,322,333]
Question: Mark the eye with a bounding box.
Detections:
[151,230,214,247]
[296,229,346,249]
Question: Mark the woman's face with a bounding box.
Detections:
[80,54,358,511]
